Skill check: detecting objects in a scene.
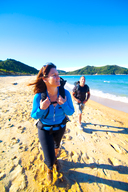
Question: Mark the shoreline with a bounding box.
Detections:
[65,83,128,114]
[90,95,128,113]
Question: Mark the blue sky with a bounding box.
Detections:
[0,0,128,71]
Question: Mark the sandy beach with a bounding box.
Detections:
[0,76,128,192]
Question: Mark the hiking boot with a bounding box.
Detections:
[47,168,53,184]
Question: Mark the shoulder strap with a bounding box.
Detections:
[41,77,66,119]
[59,77,66,99]
[41,84,65,101]
[41,91,48,119]
[59,85,65,99]
[75,83,80,92]
[41,91,47,101]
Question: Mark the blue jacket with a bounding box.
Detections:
[31,88,74,130]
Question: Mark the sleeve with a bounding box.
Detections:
[60,89,75,116]
[31,93,48,119]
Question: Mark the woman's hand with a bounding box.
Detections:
[57,95,66,105]
[40,97,51,110]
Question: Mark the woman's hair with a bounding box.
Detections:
[28,63,56,94]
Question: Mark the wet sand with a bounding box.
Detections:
[0,76,128,192]
[90,95,128,113]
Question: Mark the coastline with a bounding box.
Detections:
[0,75,128,191]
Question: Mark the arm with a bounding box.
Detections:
[83,91,90,104]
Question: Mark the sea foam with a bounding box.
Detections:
[65,82,128,104]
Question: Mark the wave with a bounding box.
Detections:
[104,80,110,83]
[65,82,128,104]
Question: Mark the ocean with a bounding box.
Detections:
[60,75,128,113]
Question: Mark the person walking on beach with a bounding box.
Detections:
[29,63,74,184]
[72,76,90,130]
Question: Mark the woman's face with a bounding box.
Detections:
[44,68,60,87]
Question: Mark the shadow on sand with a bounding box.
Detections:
[55,160,128,191]
[54,122,128,191]
[82,122,128,135]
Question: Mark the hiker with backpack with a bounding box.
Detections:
[30,63,74,184]
[72,76,90,130]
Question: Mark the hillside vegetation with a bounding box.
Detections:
[66,65,128,75]
[0,59,128,75]
[0,59,38,75]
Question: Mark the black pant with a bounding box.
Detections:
[38,126,66,170]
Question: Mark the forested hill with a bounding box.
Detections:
[0,59,128,75]
[65,65,128,75]
[0,59,38,75]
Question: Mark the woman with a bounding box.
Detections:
[30,63,74,183]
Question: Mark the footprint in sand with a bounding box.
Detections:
[82,153,96,164]
[5,164,27,192]
[108,157,122,166]
[65,128,70,134]
[77,134,85,141]
[69,151,74,157]
[10,137,19,145]
[110,143,127,154]
[69,151,81,163]
[63,135,72,140]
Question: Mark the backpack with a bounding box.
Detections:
[41,77,67,119]
[74,81,80,87]
[73,81,80,97]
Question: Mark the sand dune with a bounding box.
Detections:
[0,76,128,192]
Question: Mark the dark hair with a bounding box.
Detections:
[80,76,85,79]
[28,63,56,94]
